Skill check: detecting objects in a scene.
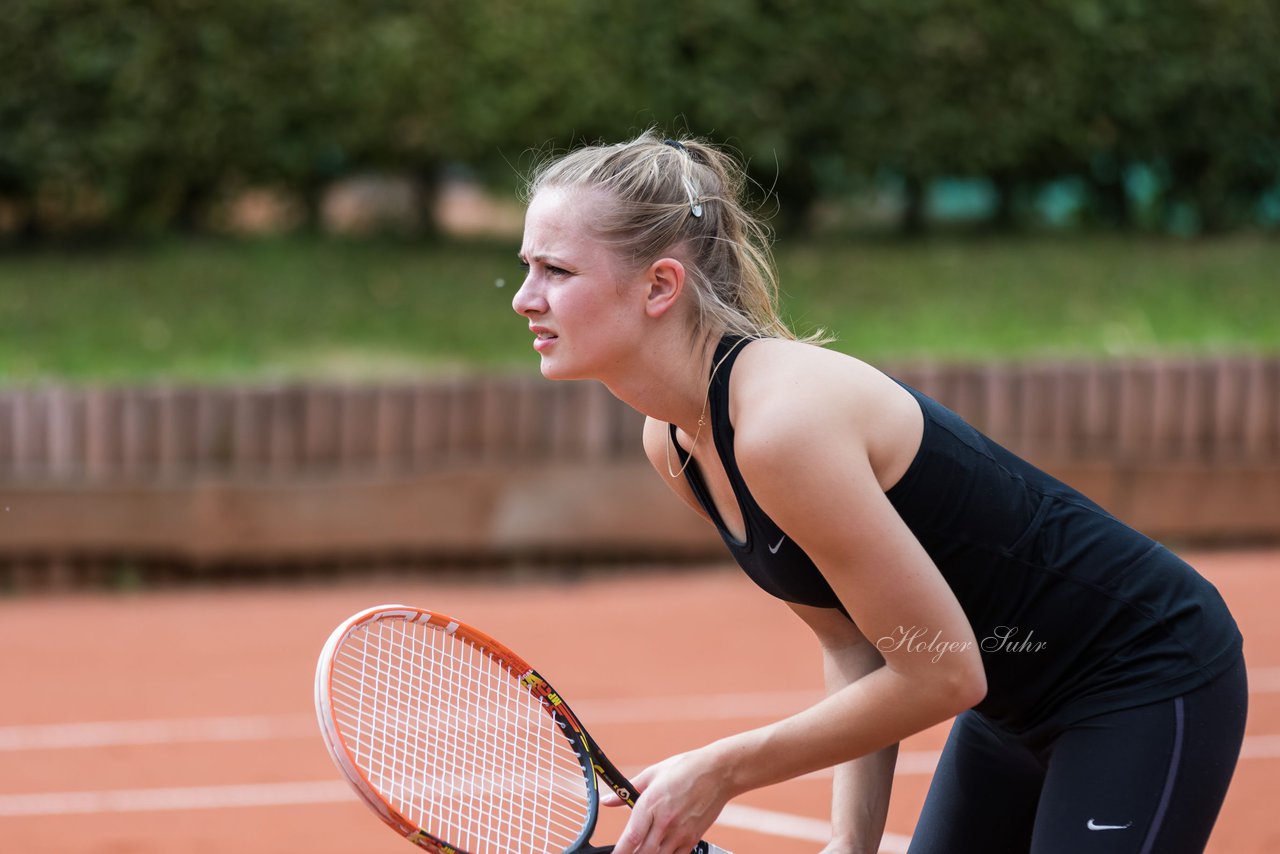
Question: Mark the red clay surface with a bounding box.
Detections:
[0,548,1275,853]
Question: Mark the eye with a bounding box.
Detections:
[517,258,572,278]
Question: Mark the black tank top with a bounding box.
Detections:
[671,335,1243,731]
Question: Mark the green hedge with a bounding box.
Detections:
[2,0,1277,235]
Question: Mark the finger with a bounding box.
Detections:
[605,761,657,809]
[600,773,642,808]
[612,805,654,854]
[629,764,658,791]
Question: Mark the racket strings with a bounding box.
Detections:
[330,625,588,852]
[328,618,592,854]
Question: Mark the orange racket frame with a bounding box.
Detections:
[315,605,731,854]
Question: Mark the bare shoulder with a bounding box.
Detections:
[729,338,883,412]
[730,338,923,491]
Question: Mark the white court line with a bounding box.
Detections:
[0,714,316,752]
[0,781,351,817]
[1247,666,1280,693]
[0,675,1273,854]
[0,691,823,752]
[2,669,1275,753]
[0,780,909,852]
[804,729,1280,780]
[2,734,1276,818]
[718,804,830,843]
[1240,734,1280,759]
[580,690,825,722]
[718,804,912,853]
[5,733,1278,849]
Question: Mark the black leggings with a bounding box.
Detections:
[908,653,1248,853]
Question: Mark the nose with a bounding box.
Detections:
[511,274,546,317]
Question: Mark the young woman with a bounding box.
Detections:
[511,132,1246,854]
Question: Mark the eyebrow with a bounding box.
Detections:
[518,253,571,267]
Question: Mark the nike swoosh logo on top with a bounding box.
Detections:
[769,536,786,554]
[1087,819,1133,831]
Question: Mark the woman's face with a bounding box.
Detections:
[513,188,644,381]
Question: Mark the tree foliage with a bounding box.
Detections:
[1,0,1276,235]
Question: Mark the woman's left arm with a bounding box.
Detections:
[794,602,898,854]
[611,369,986,854]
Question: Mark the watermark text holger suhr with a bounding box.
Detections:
[877,626,1048,663]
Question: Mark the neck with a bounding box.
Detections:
[597,328,721,434]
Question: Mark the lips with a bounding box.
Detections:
[530,326,558,352]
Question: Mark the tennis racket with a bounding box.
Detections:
[315,604,731,854]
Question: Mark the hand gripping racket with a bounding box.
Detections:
[315,604,731,854]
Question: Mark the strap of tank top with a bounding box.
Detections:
[667,334,748,467]
[668,334,757,547]
[703,334,761,537]
[707,334,752,442]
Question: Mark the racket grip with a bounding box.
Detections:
[694,843,731,854]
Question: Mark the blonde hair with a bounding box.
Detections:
[525,130,828,344]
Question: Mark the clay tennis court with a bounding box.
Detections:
[0,548,1275,853]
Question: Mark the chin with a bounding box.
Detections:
[537,356,574,381]
[538,353,592,382]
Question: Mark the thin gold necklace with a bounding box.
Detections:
[665,337,747,479]
[665,392,709,479]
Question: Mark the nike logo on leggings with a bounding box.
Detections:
[1087,819,1133,831]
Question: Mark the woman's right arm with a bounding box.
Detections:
[648,411,900,851]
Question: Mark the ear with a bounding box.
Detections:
[644,257,685,319]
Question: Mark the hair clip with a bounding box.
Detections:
[681,176,704,218]
[662,139,702,217]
